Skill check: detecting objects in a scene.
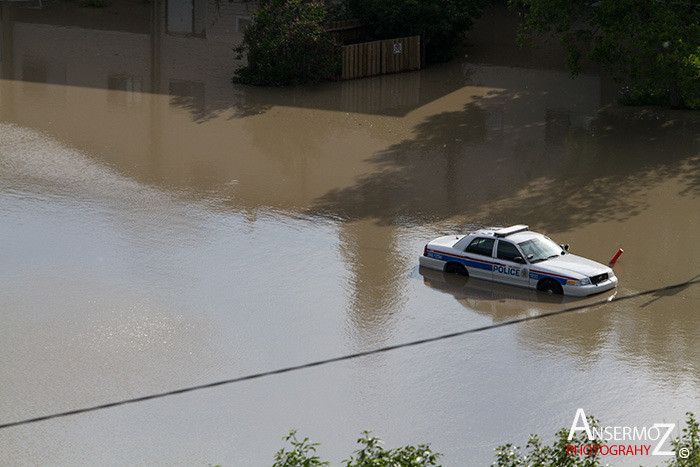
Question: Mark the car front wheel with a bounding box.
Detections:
[538,278,563,295]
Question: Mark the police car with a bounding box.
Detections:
[419,225,617,297]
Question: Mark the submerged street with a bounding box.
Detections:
[1,2,699,465]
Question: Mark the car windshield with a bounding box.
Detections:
[518,237,563,263]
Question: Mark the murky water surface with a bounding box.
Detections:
[1,2,699,465]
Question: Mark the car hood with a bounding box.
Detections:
[531,254,611,279]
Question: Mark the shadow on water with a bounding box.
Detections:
[306,87,700,230]
[3,0,699,364]
[227,59,471,119]
[5,0,697,217]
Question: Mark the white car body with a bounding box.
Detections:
[419,225,618,297]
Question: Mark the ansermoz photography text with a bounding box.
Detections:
[567,408,689,458]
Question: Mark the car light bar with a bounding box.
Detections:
[494,224,529,237]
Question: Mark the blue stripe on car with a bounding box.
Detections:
[529,272,566,285]
[430,250,569,284]
[427,250,493,271]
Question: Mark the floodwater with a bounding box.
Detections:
[1,1,699,465]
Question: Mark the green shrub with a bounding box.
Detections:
[272,429,441,466]
[618,86,673,107]
[345,0,489,62]
[493,415,605,467]
[234,0,341,86]
[343,431,441,466]
[493,412,700,467]
[273,429,329,467]
[511,0,700,109]
[667,412,700,467]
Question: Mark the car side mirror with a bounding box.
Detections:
[514,256,525,264]
[560,244,569,251]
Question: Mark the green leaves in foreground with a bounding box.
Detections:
[493,412,700,467]
[272,429,441,466]
[271,413,699,466]
[344,431,441,466]
[273,429,329,467]
[667,412,700,467]
[493,415,605,467]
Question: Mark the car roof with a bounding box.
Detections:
[504,231,541,243]
[471,225,542,243]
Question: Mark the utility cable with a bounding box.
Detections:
[0,276,698,430]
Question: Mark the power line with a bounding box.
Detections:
[1,276,698,431]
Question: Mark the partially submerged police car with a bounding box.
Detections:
[419,225,617,297]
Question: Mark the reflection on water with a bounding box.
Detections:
[1,2,699,466]
[419,266,574,316]
[418,265,623,363]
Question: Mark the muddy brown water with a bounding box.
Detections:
[1,2,698,465]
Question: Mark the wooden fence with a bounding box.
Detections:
[341,41,381,80]
[341,35,421,80]
[380,36,421,74]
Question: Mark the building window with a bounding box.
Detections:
[167,0,207,37]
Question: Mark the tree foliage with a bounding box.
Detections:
[269,414,699,466]
[234,0,340,86]
[511,0,700,108]
[493,412,700,467]
[343,431,441,466]
[493,415,605,467]
[667,412,700,467]
[345,0,489,62]
[273,429,329,467]
[272,430,441,466]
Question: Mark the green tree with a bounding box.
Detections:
[343,431,441,466]
[667,412,700,467]
[234,0,340,86]
[493,415,605,467]
[510,0,700,108]
[273,430,329,467]
[345,0,489,62]
[493,412,700,467]
[272,430,440,466]
[269,414,698,466]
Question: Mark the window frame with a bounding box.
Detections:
[465,237,496,257]
[496,239,525,263]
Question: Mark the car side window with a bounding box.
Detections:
[466,237,495,257]
[497,241,522,262]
